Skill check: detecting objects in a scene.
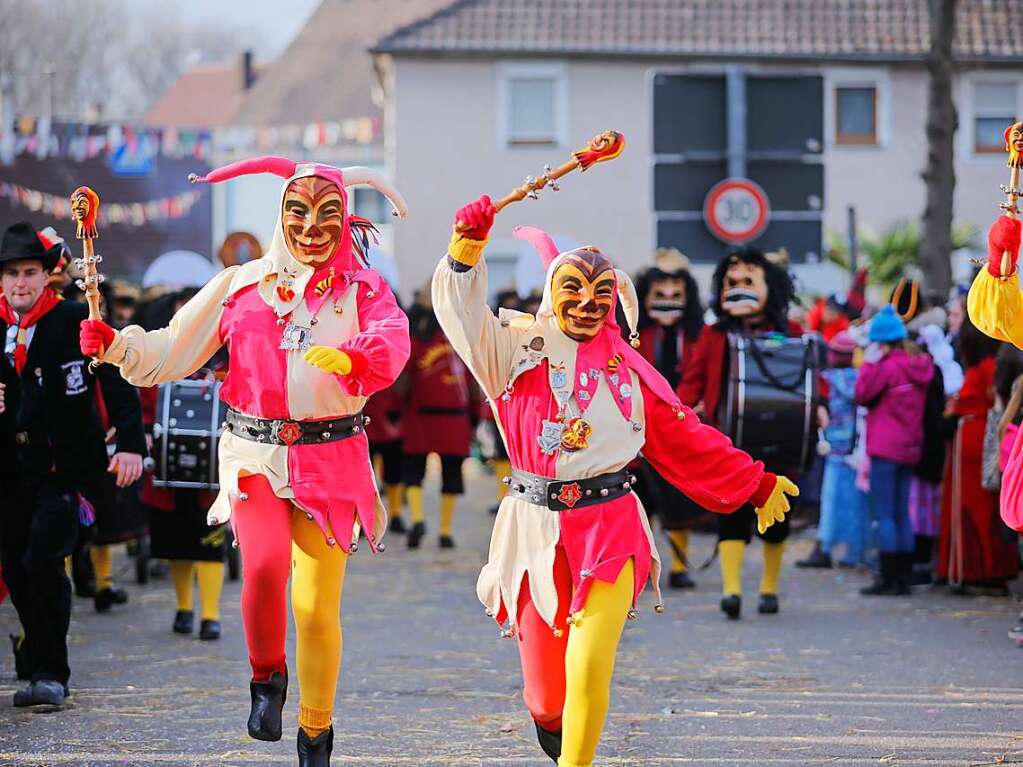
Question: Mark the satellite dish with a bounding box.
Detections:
[142,250,219,289]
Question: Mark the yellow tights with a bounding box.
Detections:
[385,484,404,520]
[559,559,634,767]
[169,560,224,621]
[291,511,348,738]
[439,494,456,537]
[406,485,424,524]
[667,530,689,574]
[718,540,785,596]
[90,544,114,591]
[493,458,512,500]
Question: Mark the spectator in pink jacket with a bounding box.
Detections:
[855,305,934,597]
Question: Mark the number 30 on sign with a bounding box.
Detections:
[703,178,770,245]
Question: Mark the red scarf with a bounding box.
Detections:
[0,288,61,373]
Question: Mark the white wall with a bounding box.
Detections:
[387,56,1016,301]
[390,57,656,300]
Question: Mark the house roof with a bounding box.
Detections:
[144,63,258,128]
[373,0,1023,62]
[233,0,453,126]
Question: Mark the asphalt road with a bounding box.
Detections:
[1,466,1021,766]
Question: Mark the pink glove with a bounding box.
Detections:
[454,195,496,241]
[80,319,115,357]
[987,215,1022,277]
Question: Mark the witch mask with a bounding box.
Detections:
[645,275,686,326]
[720,258,768,319]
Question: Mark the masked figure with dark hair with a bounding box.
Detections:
[433,197,797,767]
[632,248,705,588]
[678,248,802,619]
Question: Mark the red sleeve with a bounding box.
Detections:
[337,280,411,398]
[806,300,824,332]
[641,382,776,513]
[676,328,711,407]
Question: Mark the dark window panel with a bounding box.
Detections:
[747,76,824,154]
[653,160,728,212]
[747,160,824,212]
[653,74,727,154]
[836,86,877,144]
[657,219,822,265]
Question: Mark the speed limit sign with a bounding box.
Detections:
[703,178,770,244]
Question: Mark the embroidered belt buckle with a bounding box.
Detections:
[273,420,304,446]
[549,480,584,510]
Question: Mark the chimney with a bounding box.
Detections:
[241,50,256,91]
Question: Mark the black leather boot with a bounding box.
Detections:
[758,593,780,614]
[407,521,425,549]
[297,725,334,767]
[534,721,562,763]
[173,610,194,635]
[668,571,696,589]
[248,669,287,741]
[860,553,897,596]
[893,553,912,596]
[199,620,221,641]
[720,594,742,619]
[10,634,29,680]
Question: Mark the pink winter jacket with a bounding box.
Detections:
[855,349,935,465]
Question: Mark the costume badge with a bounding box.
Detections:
[577,390,590,401]
[537,420,563,455]
[529,336,545,352]
[609,373,620,386]
[279,321,313,352]
[62,360,87,396]
[579,372,588,388]
[560,417,592,452]
[556,482,583,509]
[619,383,633,399]
[550,364,568,391]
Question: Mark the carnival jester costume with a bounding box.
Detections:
[80,156,410,766]
[433,196,798,767]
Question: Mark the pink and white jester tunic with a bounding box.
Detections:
[97,161,410,551]
[432,236,776,632]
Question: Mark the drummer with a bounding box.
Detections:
[0,221,145,708]
[677,248,801,619]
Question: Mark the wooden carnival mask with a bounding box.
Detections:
[281,176,345,266]
[71,186,99,240]
[720,257,768,318]
[1006,122,1023,168]
[551,247,616,342]
[645,275,686,326]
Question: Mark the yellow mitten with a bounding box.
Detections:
[754,476,799,534]
[303,346,352,375]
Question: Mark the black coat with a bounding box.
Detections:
[0,300,146,486]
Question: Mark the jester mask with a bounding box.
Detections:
[281,176,346,267]
[720,256,768,319]
[550,247,616,342]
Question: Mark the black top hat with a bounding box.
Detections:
[0,221,64,272]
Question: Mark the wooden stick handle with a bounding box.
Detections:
[1001,165,1021,277]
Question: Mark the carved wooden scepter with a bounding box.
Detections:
[456,130,625,233]
[999,122,1023,278]
[70,186,106,364]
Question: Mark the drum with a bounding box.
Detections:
[717,333,821,475]
[153,379,228,489]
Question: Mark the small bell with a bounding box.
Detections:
[377,541,386,553]
[553,628,564,638]
[276,318,285,326]
[348,541,358,553]
[629,332,641,349]
[238,492,249,501]
[626,609,637,621]
[654,603,665,614]
[327,537,336,547]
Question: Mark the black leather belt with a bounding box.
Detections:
[14,431,49,446]
[225,409,367,446]
[505,468,635,512]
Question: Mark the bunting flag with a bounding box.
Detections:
[0,181,202,227]
[0,115,384,165]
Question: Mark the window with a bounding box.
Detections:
[835,86,877,145]
[498,62,567,148]
[973,81,1017,153]
[351,187,388,224]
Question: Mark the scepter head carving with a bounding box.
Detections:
[70,186,100,240]
[1005,122,1023,170]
